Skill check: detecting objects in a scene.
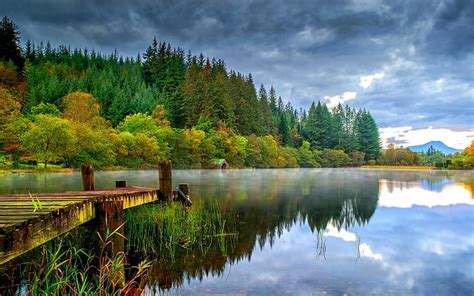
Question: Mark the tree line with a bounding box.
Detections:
[1,16,386,169]
[378,143,473,169]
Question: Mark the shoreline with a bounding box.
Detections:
[0,165,457,175]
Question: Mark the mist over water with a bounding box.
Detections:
[1,169,473,295]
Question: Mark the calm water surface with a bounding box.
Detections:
[1,169,473,295]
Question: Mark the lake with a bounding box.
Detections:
[0,168,473,295]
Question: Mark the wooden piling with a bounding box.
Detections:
[158,160,172,200]
[115,180,127,188]
[80,162,95,191]
[96,200,124,255]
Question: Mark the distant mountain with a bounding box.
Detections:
[407,141,462,155]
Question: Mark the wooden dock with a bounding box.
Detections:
[0,160,184,265]
[0,186,160,265]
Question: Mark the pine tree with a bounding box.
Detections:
[0,16,24,69]
[278,113,290,146]
[304,102,321,148]
[356,110,381,160]
[258,84,273,134]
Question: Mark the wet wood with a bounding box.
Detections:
[115,180,127,188]
[81,162,95,191]
[0,186,159,265]
[96,200,124,255]
[159,160,172,200]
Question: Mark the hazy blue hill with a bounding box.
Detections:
[407,141,462,154]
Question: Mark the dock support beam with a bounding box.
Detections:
[159,160,172,200]
[81,162,95,191]
[96,200,124,256]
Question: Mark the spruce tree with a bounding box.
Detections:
[0,16,24,69]
[258,84,273,134]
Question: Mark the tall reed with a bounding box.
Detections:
[124,199,237,260]
[7,226,152,295]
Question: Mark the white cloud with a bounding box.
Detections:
[324,224,383,261]
[359,72,385,89]
[359,243,383,260]
[324,91,357,108]
[324,224,357,242]
[379,126,474,149]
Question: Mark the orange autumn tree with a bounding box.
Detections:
[61,92,114,167]
[62,92,106,126]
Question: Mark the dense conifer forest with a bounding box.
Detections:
[0,15,419,170]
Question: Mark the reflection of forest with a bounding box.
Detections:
[145,169,473,290]
[145,169,381,290]
[2,169,471,292]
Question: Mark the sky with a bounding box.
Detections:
[1,0,473,148]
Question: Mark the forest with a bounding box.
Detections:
[1,16,471,170]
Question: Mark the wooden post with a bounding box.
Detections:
[81,162,94,191]
[115,180,127,188]
[158,160,172,200]
[96,200,124,256]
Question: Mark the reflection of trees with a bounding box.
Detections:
[2,169,471,292]
[146,169,472,290]
[145,169,380,290]
[379,170,473,196]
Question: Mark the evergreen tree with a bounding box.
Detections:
[0,16,24,69]
[303,102,320,148]
[278,113,290,146]
[258,84,273,134]
[356,110,381,160]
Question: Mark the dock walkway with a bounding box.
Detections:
[0,186,159,265]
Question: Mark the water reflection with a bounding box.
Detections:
[379,179,474,208]
[141,169,473,294]
[139,169,381,291]
[1,169,473,295]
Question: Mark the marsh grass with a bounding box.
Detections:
[124,199,237,260]
[4,226,152,295]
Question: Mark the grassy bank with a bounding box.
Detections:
[360,165,436,170]
[0,162,73,174]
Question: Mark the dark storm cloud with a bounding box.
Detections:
[1,0,473,130]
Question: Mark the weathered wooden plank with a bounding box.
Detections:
[0,201,96,264]
[0,206,67,211]
[0,186,160,265]
[0,212,54,217]
[0,208,66,213]
[0,216,43,221]
[0,201,80,206]
[0,199,92,204]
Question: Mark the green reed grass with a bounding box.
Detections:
[124,199,237,260]
[24,226,151,295]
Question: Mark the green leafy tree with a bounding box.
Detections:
[117,113,159,135]
[21,114,76,168]
[30,102,60,117]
